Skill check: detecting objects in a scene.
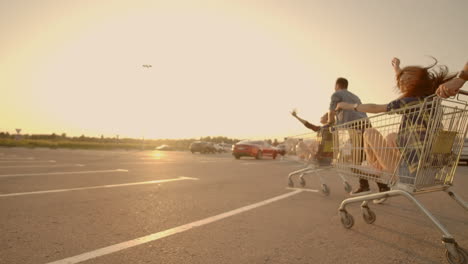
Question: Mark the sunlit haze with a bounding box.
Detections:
[1,0,467,140]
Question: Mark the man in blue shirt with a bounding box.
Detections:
[328,78,367,125]
[328,78,389,194]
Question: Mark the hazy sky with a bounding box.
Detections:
[1,0,467,139]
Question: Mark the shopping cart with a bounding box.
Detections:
[334,93,468,263]
[287,127,352,195]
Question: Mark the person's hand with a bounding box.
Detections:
[436,78,466,98]
[335,102,354,111]
[291,109,298,117]
[392,57,401,73]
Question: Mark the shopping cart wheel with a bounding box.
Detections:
[288,178,294,187]
[299,177,306,187]
[321,184,330,196]
[361,207,376,224]
[446,245,467,264]
[339,211,354,229]
[343,181,352,193]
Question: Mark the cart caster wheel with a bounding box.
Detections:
[321,184,330,196]
[299,178,306,187]
[446,246,467,264]
[288,179,294,187]
[343,181,352,193]
[340,211,354,229]
[373,197,387,204]
[362,207,376,224]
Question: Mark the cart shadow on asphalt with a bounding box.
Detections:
[350,228,442,264]
[371,223,442,249]
[362,204,468,241]
[378,202,468,228]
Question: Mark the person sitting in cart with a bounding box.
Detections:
[327,78,390,194]
[291,110,333,165]
[336,57,457,184]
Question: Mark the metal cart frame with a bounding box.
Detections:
[333,94,468,263]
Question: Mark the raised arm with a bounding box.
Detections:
[291,109,307,124]
[392,57,402,77]
[291,110,320,132]
[336,102,387,114]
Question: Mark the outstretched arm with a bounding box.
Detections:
[291,110,320,132]
[436,61,468,98]
[336,102,387,114]
[291,109,307,124]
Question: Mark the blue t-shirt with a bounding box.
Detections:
[329,90,367,125]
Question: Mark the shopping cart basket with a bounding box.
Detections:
[287,126,352,195]
[334,93,468,263]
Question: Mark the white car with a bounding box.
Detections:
[215,143,232,153]
[214,143,225,153]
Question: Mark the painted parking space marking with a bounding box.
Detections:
[0,157,35,160]
[0,176,198,197]
[286,187,319,193]
[0,160,56,163]
[0,164,84,169]
[45,189,304,264]
[0,169,128,178]
[121,161,175,165]
[240,162,266,165]
[139,157,175,161]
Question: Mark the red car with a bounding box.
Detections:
[232,140,278,160]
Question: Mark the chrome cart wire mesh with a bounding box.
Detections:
[286,126,351,194]
[335,94,468,263]
[332,95,468,192]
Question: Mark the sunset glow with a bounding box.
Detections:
[1,0,467,139]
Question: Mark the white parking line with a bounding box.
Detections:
[0,176,198,197]
[140,158,175,161]
[241,162,263,165]
[0,164,84,169]
[45,189,303,264]
[0,169,128,178]
[121,161,175,165]
[0,160,56,163]
[286,187,319,193]
[0,157,35,160]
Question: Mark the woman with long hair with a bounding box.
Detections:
[336,57,456,186]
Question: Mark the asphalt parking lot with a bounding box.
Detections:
[0,147,467,264]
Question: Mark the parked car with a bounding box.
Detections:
[156,144,173,151]
[218,143,233,152]
[232,140,278,160]
[190,141,217,154]
[460,138,468,165]
[214,143,225,153]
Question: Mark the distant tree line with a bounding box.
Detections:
[0,132,244,151]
